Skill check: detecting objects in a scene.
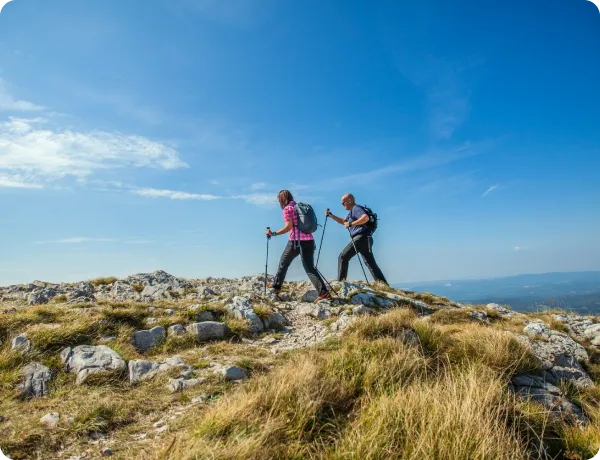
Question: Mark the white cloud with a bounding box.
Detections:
[35,237,117,244]
[132,188,221,200]
[0,79,45,112]
[0,118,188,183]
[0,173,43,189]
[513,246,527,252]
[232,193,275,206]
[482,184,500,197]
[249,182,267,191]
[131,188,276,206]
[324,144,476,188]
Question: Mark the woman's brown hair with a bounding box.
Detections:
[277,190,294,209]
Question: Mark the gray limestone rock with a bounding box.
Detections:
[132,326,166,352]
[186,322,228,341]
[18,362,52,398]
[61,345,127,385]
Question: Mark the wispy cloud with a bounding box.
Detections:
[0,79,45,112]
[513,246,527,252]
[232,193,276,206]
[482,184,500,198]
[130,187,277,207]
[321,144,476,189]
[35,236,155,244]
[0,117,187,184]
[132,188,221,200]
[0,173,43,189]
[249,182,267,191]
[35,237,117,244]
[393,55,477,139]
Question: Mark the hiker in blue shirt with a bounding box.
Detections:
[326,193,389,285]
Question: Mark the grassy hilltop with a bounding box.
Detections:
[0,271,598,459]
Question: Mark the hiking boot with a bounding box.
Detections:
[315,291,332,302]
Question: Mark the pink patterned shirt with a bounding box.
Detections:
[283,201,314,241]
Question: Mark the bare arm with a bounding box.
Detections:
[350,213,369,227]
[267,220,294,237]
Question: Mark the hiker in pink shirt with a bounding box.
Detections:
[265,190,331,301]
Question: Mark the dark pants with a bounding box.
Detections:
[338,233,388,284]
[273,240,328,294]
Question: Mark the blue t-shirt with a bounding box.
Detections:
[346,205,370,237]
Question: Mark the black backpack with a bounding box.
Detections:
[362,205,378,233]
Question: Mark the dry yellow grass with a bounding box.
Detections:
[1,286,599,460]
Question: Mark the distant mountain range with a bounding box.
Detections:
[393,271,600,314]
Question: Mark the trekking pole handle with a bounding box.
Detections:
[266,227,271,240]
[326,208,331,216]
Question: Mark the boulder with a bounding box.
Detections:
[186,322,228,341]
[301,290,319,303]
[168,377,205,393]
[219,366,248,381]
[226,296,264,333]
[61,345,127,385]
[299,303,331,320]
[168,324,186,336]
[132,326,166,352]
[350,292,395,308]
[11,334,32,353]
[129,357,191,384]
[263,311,290,330]
[518,324,593,389]
[18,362,52,398]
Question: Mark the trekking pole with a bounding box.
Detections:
[264,227,271,296]
[315,211,329,269]
[347,227,370,285]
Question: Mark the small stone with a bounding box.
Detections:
[40,412,60,429]
[470,311,488,322]
[101,448,114,457]
[168,324,185,336]
[155,425,168,434]
[191,394,209,404]
[168,377,205,392]
[165,309,175,316]
[153,420,166,428]
[11,334,32,352]
[352,305,374,316]
[220,366,249,381]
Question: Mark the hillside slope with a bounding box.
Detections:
[0,271,599,459]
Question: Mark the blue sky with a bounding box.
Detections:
[0,0,599,286]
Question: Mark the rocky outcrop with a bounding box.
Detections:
[510,374,586,423]
[518,322,593,389]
